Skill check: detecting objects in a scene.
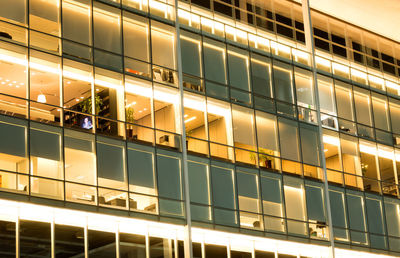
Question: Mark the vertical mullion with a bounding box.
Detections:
[301,0,335,257]
[174,0,193,257]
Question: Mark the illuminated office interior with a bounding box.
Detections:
[0,0,400,257]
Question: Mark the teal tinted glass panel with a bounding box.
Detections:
[188,160,210,205]
[30,128,60,161]
[211,165,235,210]
[157,154,182,200]
[0,118,26,157]
[305,185,325,222]
[128,148,154,189]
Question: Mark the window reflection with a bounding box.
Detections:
[64,129,96,186]
[284,176,307,236]
[237,168,262,230]
[123,12,150,77]
[0,115,28,175]
[93,2,121,54]
[29,0,60,36]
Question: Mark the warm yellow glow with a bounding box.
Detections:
[323,135,340,146]
[184,116,196,123]
[315,56,331,67]
[368,74,384,86]
[333,62,349,74]
[0,199,398,257]
[351,68,367,80]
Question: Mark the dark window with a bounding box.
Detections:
[276,13,293,39]
[191,0,210,9]
[382,53,396,75]
[352,41,364,63]
[313,27,329,51]
[331,34,347,58]
[214,0,233,18]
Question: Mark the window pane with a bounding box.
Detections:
[151,21,176,69]
[88,230,116,257]
[55,224,85,257]
[95,68,125,136]
[329,189,348,240]
[30,123,63,179]
[211,163,235,210]
[63,60,93,116]
[123,12,149,62]
[318,76,336,115]
[120,233,146,258]
[232,105,256,150]
[385,198,400,237]
[150,237,175,258]
[255,111,279,155]
[372,94,389,131]
[20,221,51,257]
[157,151,182,200]
[300,123,320,166]
[0,0,26,24]
[30,0,60,36]
[305,184,325,222]
[346,192,367,244]
[181,31,201,77]
[128,145,155,195]
[389,99,400,134]
[278,117,300,161]
[93,2,121,54]
[0,220,15,257]
[64,129,96,185]
[228,46,250,91]
[188,158,210,205]
[354,87,372,126]
[0,115,28,173]
[365,196,386,249]
[284,176,307,235]
[341,135,362,176]
[237,170,259,213]
[273,61,293,103]
[261,174,285,232]
[30,50,61,107]
[203,38,227,84]
[154,85,181,136]
[0,43,28,100]
[62,0,91,45]
[251,53,272,98]
[335,81,354,121]
[294,68,314,108]
[125,76,153,140]
[97,136,127,189]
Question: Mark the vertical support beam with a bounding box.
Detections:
[16,217,20,258]
[174,1,193,258]
[116,226,120,258]
[84,222,88,258]
[51,219,55,258]
[301,1,335,257]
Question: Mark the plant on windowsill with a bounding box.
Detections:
[250,148,275,169]
[125,107,135,138]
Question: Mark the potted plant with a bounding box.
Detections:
[250,148,275,169]
[79,95,103,114]
[125,107,135,138]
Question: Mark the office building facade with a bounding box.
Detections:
[0,0,399,257]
